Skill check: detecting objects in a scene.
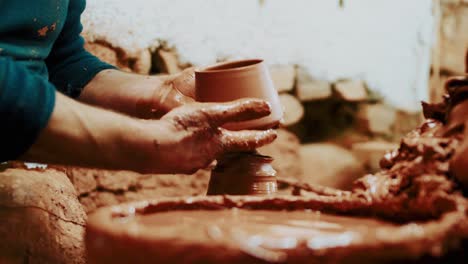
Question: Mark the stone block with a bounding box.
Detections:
[269,65,295,93]
[84,41,151,74]
[154,49,182,74]
[296,67,332,101]
[351,141,399,172]
[334,80,368,102]
[279,94,304,126]
[356,104,397,135]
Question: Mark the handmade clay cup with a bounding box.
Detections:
[207,152,277,195]
[195,59,282,130]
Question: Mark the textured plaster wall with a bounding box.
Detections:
[83,0,435,112]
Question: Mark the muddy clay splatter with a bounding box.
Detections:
[37,26,48,37]
[37,22,57,37]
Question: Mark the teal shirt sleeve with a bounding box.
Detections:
[0,0,116,162]
[46,0,116,98]
[0,56,55,162]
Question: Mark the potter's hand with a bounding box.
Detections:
[23,93,276,174]
[152,68,196,117]
[140,99,277,174]
[167,67,196,98]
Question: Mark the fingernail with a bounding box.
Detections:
[265,101,272,112]
[261,129,276,139]
[270,129,278,139]
[251,99,271,111]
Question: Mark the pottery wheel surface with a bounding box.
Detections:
[86,76,468,264]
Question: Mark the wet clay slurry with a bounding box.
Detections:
[86,195,467,264]
[136,209,396,250]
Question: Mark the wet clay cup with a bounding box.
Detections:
[195,59,283,130]
[207,152,277,195]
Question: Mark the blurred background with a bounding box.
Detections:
[81,0,467,190]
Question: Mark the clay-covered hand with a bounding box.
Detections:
[136,98,277,174]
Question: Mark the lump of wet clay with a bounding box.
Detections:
[0,168,86,264]
[445,76,468,189]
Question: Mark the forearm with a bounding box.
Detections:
[79,69,195,119]
[79,70,166,118]
[21,91,151,170]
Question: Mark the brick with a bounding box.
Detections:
[84,41,130,71]
[279,94,304,126]
[356,104,397,135]
[296,67,332,101]
[334,80,368,102]
[154,49,182,74]
[269,65,295,92]
[84,41,150,74]
[133,49,152,74]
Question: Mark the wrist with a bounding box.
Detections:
[113,117,172,173]
[152,79,195,117]
[136,79,173,119]
[81,70,167,118]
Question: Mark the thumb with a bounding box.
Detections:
[171,68,196,99]
[160,86,195,112]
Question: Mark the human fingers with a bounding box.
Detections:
[219,129,277,152]
[199,98,271,127]
[171,68,196,98]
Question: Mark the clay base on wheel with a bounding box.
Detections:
[86,195,467,264]
[86,76,468,264]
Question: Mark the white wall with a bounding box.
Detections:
[82,0,435,112]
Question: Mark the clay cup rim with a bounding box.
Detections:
[195,59,263,75]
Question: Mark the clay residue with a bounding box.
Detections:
[87,194,467,264]
[279,76,468,224]
[37,26,48,37]
[37,22,58,37]
[135,209,401,262]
